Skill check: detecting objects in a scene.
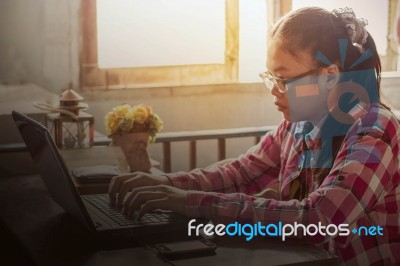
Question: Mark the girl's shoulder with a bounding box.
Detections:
[349,103,400,144]
[362,103,399,129]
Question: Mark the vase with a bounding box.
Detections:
[111,132,151,173]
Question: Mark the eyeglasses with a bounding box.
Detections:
[259,66,325,94]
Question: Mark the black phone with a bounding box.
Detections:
[154,239,217,260]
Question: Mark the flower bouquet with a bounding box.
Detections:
[105,104,163,172]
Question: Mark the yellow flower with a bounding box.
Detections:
[150,113,163,132]
[145,105,153,115]
[104,111,120,135]
[132,105,150,124]
[118,117,133,133]
[105,103,163,142]
[125,109,135,121]
[113,104,131,117]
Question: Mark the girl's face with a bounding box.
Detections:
[266,38,334,123]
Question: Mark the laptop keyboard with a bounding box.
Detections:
[84,194,170,226]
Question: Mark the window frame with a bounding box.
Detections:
[80,0,398,90]
[80,0,239,90]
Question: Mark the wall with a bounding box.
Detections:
[0,0,282,172]
[381,74,400,110]
[1,0,400,173]
[0,0,80,92]
[81,83,281,172]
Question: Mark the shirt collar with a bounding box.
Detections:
[293,102,369,144]
[348,102,369,120]
[294,114,328,141]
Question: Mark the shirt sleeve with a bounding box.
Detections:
[184,115,400,245]
[166,121,289,194]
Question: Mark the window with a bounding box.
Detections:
[81,0,269,89]
[80,1,397,90]
[238,0,268,82]
[97,0,226,68]
[81,0,240,89]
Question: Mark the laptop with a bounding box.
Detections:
[12,111,190,240]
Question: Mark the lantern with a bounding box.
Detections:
[46,88,94,149]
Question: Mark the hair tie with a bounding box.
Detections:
[332,7,368,53]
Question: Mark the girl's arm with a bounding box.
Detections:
[166,121,289,194]
[184,114,399,245]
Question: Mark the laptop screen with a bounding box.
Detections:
[12,111,94,232]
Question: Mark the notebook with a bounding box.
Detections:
[12,111,190,240]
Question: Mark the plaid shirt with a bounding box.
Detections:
[168,103,400,265]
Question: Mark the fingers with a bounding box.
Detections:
[108,174,135,203]
[109,172,154,205]
[122,185,186,218]
[124,190,165,215]
[123,185,154,210]
[123,185,168,213]
[138,199,169,219]
[117,178,137,205]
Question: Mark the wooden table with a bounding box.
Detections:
[0,174,340,266]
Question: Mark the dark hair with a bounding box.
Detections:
[271,7,382,94]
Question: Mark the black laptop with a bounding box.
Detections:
[12,111,190,240]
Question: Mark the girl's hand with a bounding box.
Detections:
[122,185,187,219]
[108,172,172,205]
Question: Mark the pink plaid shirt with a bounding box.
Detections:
[168,103,400,265]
